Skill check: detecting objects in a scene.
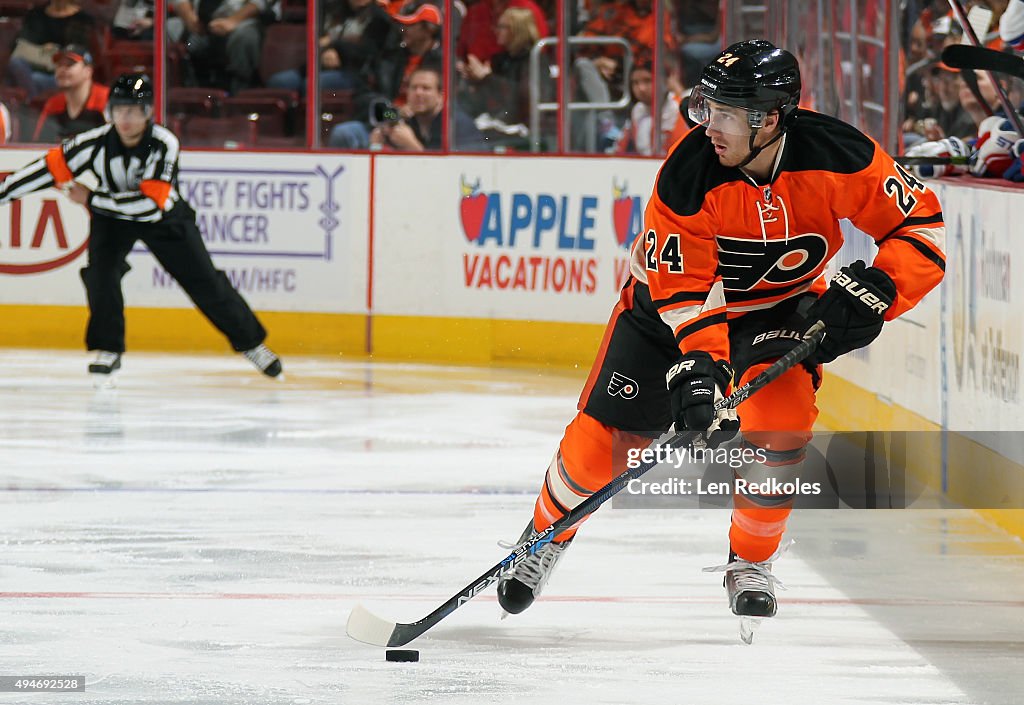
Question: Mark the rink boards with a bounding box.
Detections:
[0,149,1021,535]
[0,149,371,355]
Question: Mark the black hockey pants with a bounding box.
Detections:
[80,202,267,354]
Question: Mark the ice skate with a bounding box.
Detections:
[496,520,573,616]
[704,550,787,644]
[89,351,121,387]
[243,344,283,379]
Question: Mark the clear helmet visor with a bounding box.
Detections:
[106,103,154,123]
[688,86,765,136]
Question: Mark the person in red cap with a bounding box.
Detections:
[4,0,95,98]
[328,0,444,148]
[391,0,444,95]
[33,45,109,142]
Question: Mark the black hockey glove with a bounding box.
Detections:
[806,260,897,364]
[666,352,739,448]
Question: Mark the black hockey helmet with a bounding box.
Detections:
[689,40,801,132]
[108,73,154,108]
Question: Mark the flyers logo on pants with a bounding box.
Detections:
[607,372,639,399]
[717,233,829,290]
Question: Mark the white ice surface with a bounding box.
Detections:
[0,350,1021,704]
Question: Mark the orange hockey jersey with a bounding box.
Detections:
[630,109,945,363]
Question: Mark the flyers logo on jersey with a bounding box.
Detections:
[717,233,829,291]
[607,372,639,399]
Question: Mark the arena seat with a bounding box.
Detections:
[317,89,355,142]
[183,114,258,148]
[224,89,298,138]
[167,87,229,120]
[258,23,307,86]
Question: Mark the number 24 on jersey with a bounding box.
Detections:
[643,230,684,274]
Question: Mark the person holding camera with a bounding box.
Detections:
[327,1,444,149]
[366,66,482,151]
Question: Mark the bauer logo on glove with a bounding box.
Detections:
[805,260,896,364]
[831,269,891,314]
[666,352,739,448]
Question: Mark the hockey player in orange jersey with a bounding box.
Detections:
[497,40,946,626]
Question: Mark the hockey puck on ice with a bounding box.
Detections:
[385,649,419,662]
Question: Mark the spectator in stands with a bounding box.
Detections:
[907,14,931,65]
[922,65,977,139]
[457,0,548,66]
[612,62,684,156]
[572,0,676,151]
[577,0,676,89]
[328,1,443,149]
[266,0,393,94]
[169,0,274,93]
[365,66,482,150]
[902,18,935,148]
[0,101,12,144]
[460,6,539,127]
[5,0,95,98]
[33,45,108,142]
[957,65,1022,132]
[675,0,719,86]
[903,74,1024,182]
[376,1,443,99]
[112,0,155,40]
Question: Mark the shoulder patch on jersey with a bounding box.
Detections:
[655,127,743,217]
[782,110,876,174]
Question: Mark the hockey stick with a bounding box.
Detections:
[346,320,827,648]
[942,0,1024,136]
[959,5,996,118]
[941,44,1024,81]
[895,155,970,166]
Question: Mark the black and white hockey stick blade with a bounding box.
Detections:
[346,604,400,647]
[347,537,544,647]
[941,44,1024,80]
[345,322,826,647]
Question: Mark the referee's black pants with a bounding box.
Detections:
[80,203,267,354]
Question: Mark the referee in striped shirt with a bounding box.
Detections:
[0,73,282,380]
